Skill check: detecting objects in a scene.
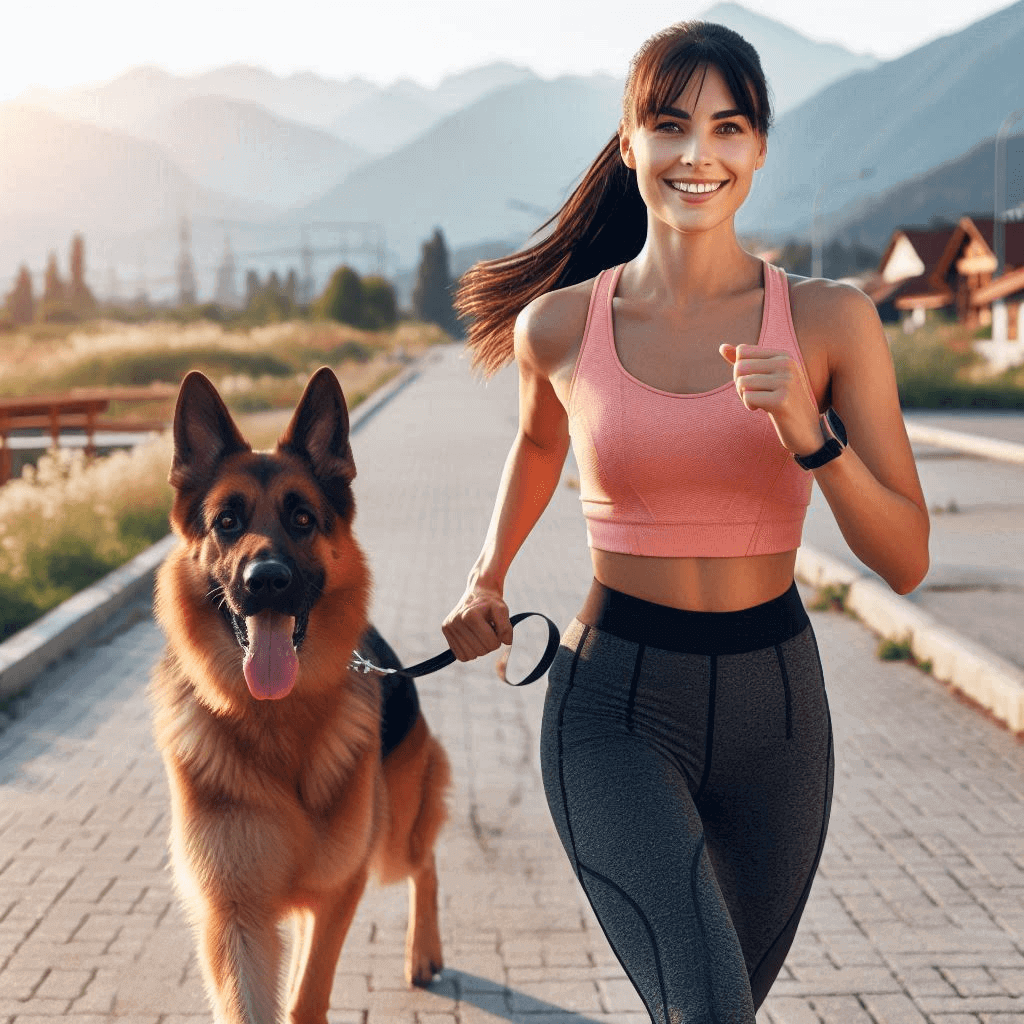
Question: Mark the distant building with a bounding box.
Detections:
[862,226,956,327]
[945,217,1024,337]
[866,216,1024,340]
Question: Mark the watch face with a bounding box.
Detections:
[825,408,847,446]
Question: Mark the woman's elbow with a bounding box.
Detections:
[886,546,930,595]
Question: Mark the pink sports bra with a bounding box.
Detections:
[566,260,816,558]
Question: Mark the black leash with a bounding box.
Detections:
[350,612,562,687]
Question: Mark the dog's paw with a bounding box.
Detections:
[406,953,443,988]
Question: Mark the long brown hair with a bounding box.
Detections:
[455,21,773,377]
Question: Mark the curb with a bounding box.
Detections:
[795,546,1024,734]
[0,359,424,703]
[904,421,1024,465]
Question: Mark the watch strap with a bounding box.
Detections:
[794,411,847,470]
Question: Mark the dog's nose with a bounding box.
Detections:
[243,559,292,596]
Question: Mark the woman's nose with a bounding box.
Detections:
[678,135,702,166]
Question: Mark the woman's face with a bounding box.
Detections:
[619,64,766,237]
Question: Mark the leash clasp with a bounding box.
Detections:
[349,650,398,676]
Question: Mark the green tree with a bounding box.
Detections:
[284,268,299,309]
[361,275,398,329]
[4,265,34,325]
[412,228,458,334]
[316,265,364,327]
[68,233,97,318]
[39,250,75,323]
[42,251,64,305]
[245,272,289,324]
[245,269,261,309]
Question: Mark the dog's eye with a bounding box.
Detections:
[217,511,242,534]
[292,508,315,531]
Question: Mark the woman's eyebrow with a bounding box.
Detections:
[658,105,745,120]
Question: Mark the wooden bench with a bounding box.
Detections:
[0,385,177,484]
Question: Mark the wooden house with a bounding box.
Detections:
[862,226,956,325]
[868,217,1024,338]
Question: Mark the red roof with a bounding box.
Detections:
[890,274,953,309]
[960,218,1024,269]
[898,227,957,271]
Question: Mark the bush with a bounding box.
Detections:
[316,266,364,327]
[24,533,120,604]
[0,577,41,639]
[32,347,294,391]
[890,326,1024,409]
[361,276,398,329]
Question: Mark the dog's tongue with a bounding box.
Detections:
[243,612,299,700]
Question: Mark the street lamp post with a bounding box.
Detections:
[811,167,875,279]
[994,108,1024,278]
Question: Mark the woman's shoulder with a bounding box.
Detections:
[785,273,885,355]
[786,273,879,326]
[513,275,600,376]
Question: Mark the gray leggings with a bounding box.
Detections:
[540,580,833,1024]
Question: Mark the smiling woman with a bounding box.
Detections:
[445,16,929,1024]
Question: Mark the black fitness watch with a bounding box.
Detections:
[794,408,847,470]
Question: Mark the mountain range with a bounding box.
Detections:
[825,132,1024,252]
[736,0,1024,238]
[1,1,1020,303]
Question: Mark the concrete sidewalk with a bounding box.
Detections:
[2,343,1024,1023]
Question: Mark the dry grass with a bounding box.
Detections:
[0,316,452,638]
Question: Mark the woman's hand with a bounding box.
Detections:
[719,343,823,456]
[442,583,514,662]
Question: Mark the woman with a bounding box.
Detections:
[442,20,929,1023]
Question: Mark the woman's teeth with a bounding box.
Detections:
[671,181,724,194]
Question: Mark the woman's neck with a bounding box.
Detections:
[627,217,761,307]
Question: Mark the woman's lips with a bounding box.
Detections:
[667,179,728,203]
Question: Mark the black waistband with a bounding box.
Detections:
[578,579,809,656]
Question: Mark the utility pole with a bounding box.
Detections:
[811,168,874,279]
[177,216,198,307]
[301,227,314,305]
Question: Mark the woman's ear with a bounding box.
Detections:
[619,121,636,169]
[755,134,767,171]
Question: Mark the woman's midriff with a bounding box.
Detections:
[591,548,799,612]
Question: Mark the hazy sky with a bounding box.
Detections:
[3,0,1015,101]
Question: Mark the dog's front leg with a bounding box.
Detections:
[286,868,369,1024]
[195,904,283,1024]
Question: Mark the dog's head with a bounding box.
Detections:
[160,367,369,704]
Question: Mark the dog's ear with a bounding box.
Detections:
[169,371,251,493]
[278,367,356,500]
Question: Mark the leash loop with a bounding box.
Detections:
[350,612,561,686]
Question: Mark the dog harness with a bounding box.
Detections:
[567,260,816,558]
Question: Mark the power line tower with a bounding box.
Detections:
[105,265,120,305]
[214,232,240,308]
[177,215,198,307]
[301,226,315,305]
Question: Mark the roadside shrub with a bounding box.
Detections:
[889,326,1024,409]
[24,533,120,603]
[0,578,40,639]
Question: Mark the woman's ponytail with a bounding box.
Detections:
[455,133,646,378]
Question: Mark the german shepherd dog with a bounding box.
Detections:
[149,367,451,1024]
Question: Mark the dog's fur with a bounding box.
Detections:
[149,368,450,1024]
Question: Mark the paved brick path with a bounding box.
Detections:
[2,343,1024,1023]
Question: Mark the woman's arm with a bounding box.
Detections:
[801,282,930,594]
[722,280,929,594]
[441,294,577,660]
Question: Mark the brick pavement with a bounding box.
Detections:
[2,342,1024,1023]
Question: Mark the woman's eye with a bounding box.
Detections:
[654,121,683,132]
[717,122,742,134]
